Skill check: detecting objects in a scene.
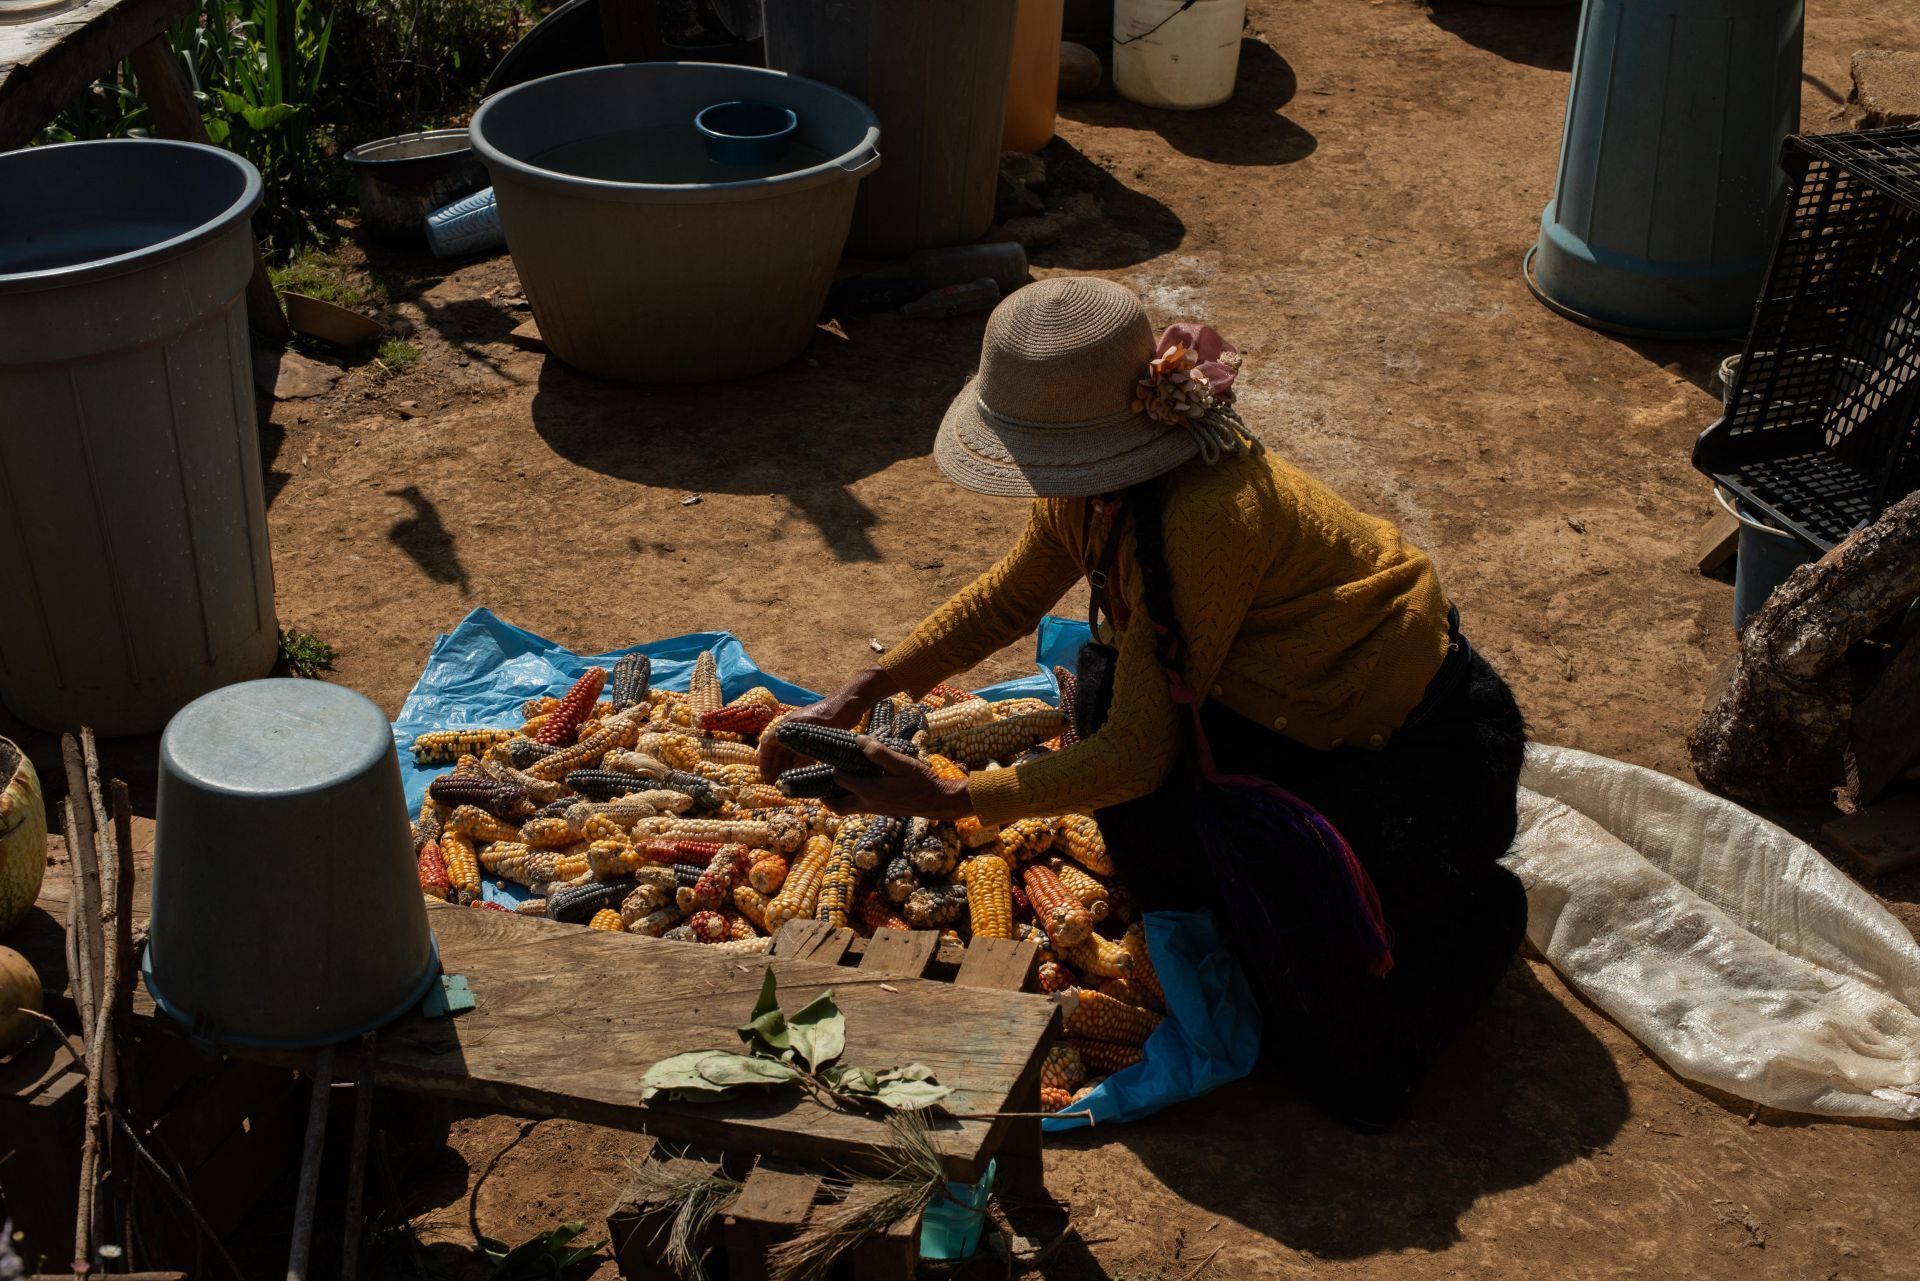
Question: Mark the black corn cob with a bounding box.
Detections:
[904,882,967,929]
[893,702,931,741]
[883,854,921,904]
[548,878,637,923]
[504,738,565,770]
[565,768,658,801]
[867,699,896,738]
[906,820,960,878]
[851,815,907,871]
[428,773,529,819]
[778,763,846,799]
[773,723,880,774]
[609,653,653,710]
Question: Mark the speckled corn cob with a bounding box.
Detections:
[1023,863,1092,947]
[633,732,702,772]
[566,791,691,830]
[1053,667,1081,748]
[415,798,444,852]
[930,709,1068,769]
[882,854,920,905]
[732,884,772,931]
[548,878,635,924]
[440,829,480,901]
[682,651,720,715]
[1057,814,1113,874]
[855,890,911,935]
[418,842,451,901]
[997,817,1059,864]
[1063,989,1163,1045]
[641,838,723,867]
[500,737,563,770]
[746,850,789,894]
[903,881,966,930]
[526,725,618,782]
[522,695,560,719]
[588,908,624,932]
[446,805,522,844]
[678,844,752,913]
[609,653,653,710]
[1035,960,1075,993]
[725,912,759,941]
[990,697,1058,720]
[514,898,549,917]
[411,728,515,765]
[471,900,510,913]
[1119,923,1166,1007]
[680,909,728,943]
[429,773,531,820]
[1063,931,1133,979]
[632,816,790,854]
[848,816,906,872]
[628,906,682,937]
[1047,858,1110,921]
[922,683,979,709]
[1070,1038,1144,1076]
[620,881,675,926]
[561,769,655,801]
[588,838,641,876]
[533,667,607,746]
[961,855,1014,939]
[765,833,833,931]
[1040,1043,1088,1092]
[814,817,869,929]
[482,758,567,805]
[905,820,961,878]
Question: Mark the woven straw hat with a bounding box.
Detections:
[934,277,1201,498]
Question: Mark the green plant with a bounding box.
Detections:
[478,1221,603,1279]
[271,247,388,309]
[377,337,421,373]
[277,626,337,677]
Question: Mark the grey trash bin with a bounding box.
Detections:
[144,679,437,1047]
[0,139,279,736]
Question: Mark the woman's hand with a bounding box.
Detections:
[756,666,901,782]
[825,737,974,820]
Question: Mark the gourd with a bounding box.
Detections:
[0,945,41,1053]
[0,737,47,936]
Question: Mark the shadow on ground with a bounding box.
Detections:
[527,316,985,563]
[1051,961,1630,1260]
[1032,136,1187,270]
[1428,0,1580,72]
[1063,40,1316,167]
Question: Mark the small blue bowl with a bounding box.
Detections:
[694,100,799,167]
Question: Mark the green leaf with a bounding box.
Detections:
[784,990,846,1073]
[641,1050,740,1096]
[877,1063,939,1083]
[740,971,791,1056]
[871,1078,952,1111]
[237,101,299,131]
[477,1234,512,1261]
[820,1064,879,1095]
[697,1054,801,1088]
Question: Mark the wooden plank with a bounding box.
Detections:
[609,1150,710,1281]
[0,1031,84,1102]
[850,1205,921,1281]
[145,1059,297,1174]
[1696,509,1742,575]
[856,928,938,978]
[0,0,192,149]
[953,937,1040,992]
[772,918,853,966]
[1846,638,1920,808]
[1822,792,1920,878]
[722,1158,822,1281]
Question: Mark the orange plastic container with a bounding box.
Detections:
[1003,0,1065,152]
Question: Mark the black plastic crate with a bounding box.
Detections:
[1693,126,1920,551]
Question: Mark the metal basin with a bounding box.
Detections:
[345,128,491,242]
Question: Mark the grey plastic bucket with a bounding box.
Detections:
[470,62,880,382]
[1526,0,1804,339]
[145,679,436,1047]
[0,140,278,735]
[1714,486,1815,631]
[764,0,1018,256]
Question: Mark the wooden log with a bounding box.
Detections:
[0,0,190,150]
[1689,490,1920,805]
[771,918,853,966]
[1696,508,1741,575]
[856,928,938,978]
[953,936,1039,993]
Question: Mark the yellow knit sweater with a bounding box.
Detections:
[879,449,1452,826]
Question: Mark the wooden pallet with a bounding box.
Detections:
[604,920,1050,1281]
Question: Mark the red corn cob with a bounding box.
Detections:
[699,703,776,736]
[533,667,608,746]
[677,844,752,913]
[686,909,730,943]
[470,900,510,913]
[854,890,911,935]
[1035,960,1075,993]
[642,838,723,867]
[418,842,451,901]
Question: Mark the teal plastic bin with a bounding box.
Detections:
[1526,0,1804,338]
[919,1158,996,1260]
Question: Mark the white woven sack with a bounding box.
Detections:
[1503,743,1920,1122]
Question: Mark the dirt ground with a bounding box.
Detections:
[12,0,1920,1276]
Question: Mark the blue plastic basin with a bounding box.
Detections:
[695,99,799,166]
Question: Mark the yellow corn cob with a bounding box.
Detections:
[961,855,1014,940]
[1120,923,1165,1008]
[728,686,782,711]
[1097,977,1159,1009]
[729,782,794,810]
[1063,932,1134,979]
[526,725,618,781]
[630,816,786,853]
[747,851,789,895]
[1040,1085,1074,1113]
[1047,858,1110,921]
[726,912,760,942]
[693,736,757,766]
[922,698,996,737]
[1056,814,1113,874]
[445,805,520,844]
[478,840,532,872]
[921,753,997,849]
[814,816,868,929]
[588,908,623,932]
[440,829,480,900]
[990,696,1058,719]
[514,898,549,917]
[1070,1037,1144,1076]
[766,832,832,931]
[997,817,1059,865]
[732,884,773,931]
[927,709,1069,769]
[519,816,578,848]
[411,728,516,765]
[1039,1043,1088,1092]
[588,839,642,876]
[635,731,703,772]
[620,881,674,926]
[1023,863,1092,947]
[687,651,723,717]
[578,814,633,844]
[1063,989,1163,1046]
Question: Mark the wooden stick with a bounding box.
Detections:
[285,1047,336,1281]
[62,736,106,1030]
[338,1033,378,1281]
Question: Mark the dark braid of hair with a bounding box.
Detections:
[1126,479,1186,684]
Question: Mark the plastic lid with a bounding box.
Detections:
[162,679,392,797]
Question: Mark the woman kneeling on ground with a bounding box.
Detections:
[759,276,1528,1131]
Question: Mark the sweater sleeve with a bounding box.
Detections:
[878,501,1086,699]
[967,476,1279,825]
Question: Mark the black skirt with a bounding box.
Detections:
[1096,633,1529,1131]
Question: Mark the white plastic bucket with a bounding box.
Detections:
[1112,0,1246,110]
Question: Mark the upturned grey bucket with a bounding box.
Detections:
[145,679,437,1047]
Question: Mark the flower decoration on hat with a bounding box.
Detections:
[1132,323,1262,462]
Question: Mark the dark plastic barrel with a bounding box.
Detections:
[0,140,278,735]
[763,0,1019,255]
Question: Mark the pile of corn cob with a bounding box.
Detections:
[408,656,1164,1108]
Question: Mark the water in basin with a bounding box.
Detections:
[532,124,832,184]
[1,224,189,274]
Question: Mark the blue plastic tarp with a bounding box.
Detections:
[391,607,1261,1128]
